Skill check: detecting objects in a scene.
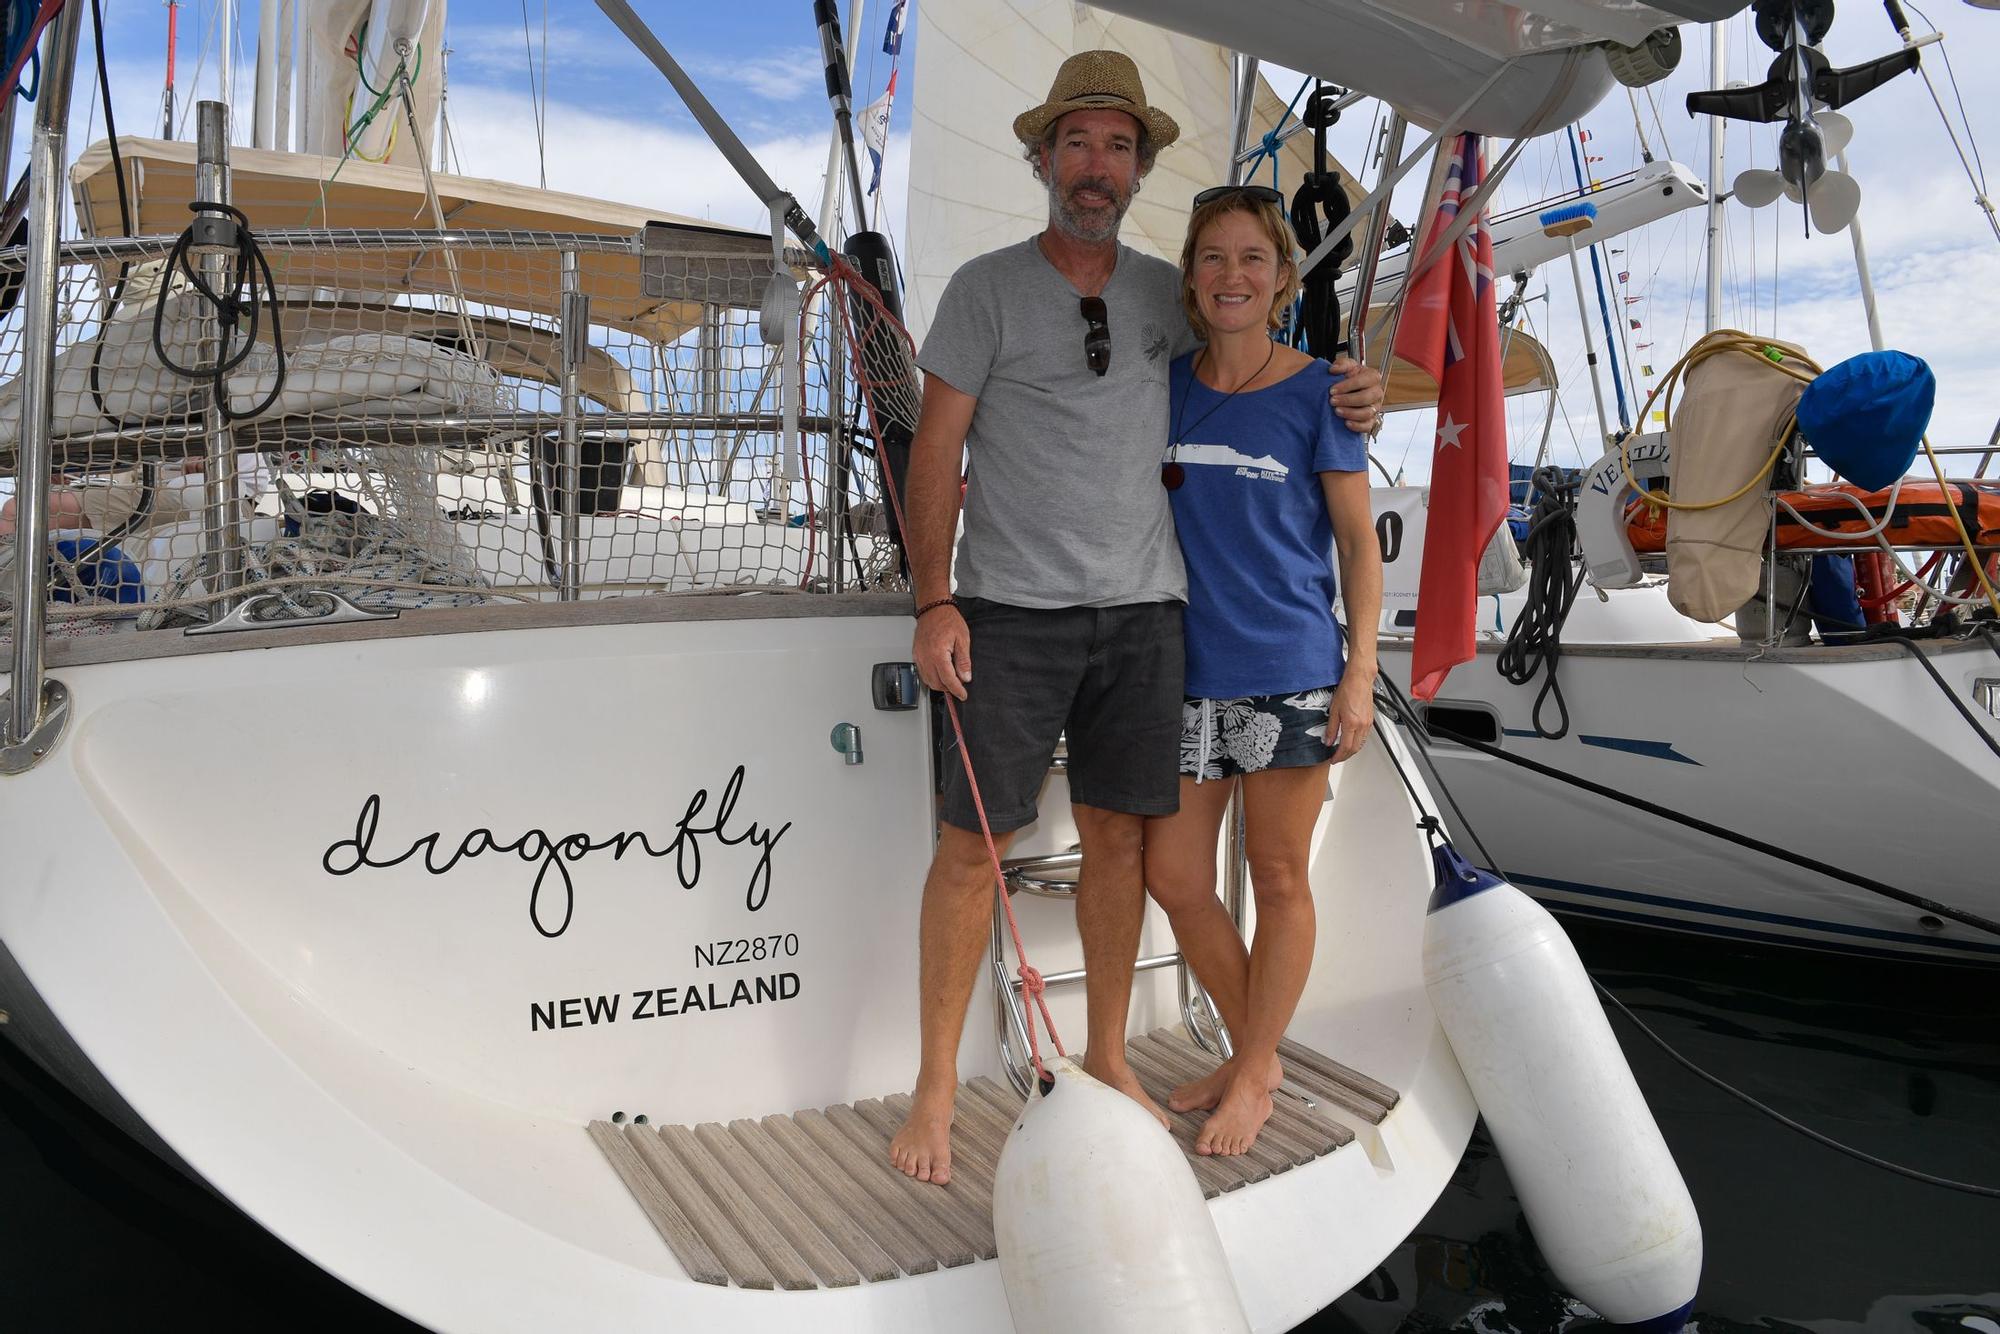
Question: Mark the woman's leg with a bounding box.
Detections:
[1196,761,1329,1156]
[1143,776,1240,1110]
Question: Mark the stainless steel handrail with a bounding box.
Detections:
[0,228,810,271]
[1001,848,1081,897]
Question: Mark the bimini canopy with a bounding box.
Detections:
[1081,0,1748,135]
[1363,306,1557,412]
[69,137,778,345]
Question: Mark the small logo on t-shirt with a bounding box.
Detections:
[1144,327,1169,362]
[1176,442,1289,482]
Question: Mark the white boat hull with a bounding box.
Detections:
[1380,620,2000,964]
[0,598,1474,1331]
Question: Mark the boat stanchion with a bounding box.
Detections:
[193,101,247,613]
[3,3,86,772]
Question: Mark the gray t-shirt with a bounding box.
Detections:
[917,238,1200,609]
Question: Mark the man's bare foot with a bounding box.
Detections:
[1169,1052,1283,1113]
[1081,1054,1172,1132]
[889,1083,955,1185]
[1196,1068,1274,1157]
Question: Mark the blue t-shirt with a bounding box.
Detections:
[1166,352,1368,698]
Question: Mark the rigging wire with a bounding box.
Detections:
[519,0,547,189]
[1899,2,1999,245]
[174,0,222,138]
[1592,980,2000,1200]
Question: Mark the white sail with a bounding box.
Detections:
[905,0,1353,344]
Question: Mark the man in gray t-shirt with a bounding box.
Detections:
[888,51,1385,1187]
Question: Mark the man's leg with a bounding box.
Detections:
[889,822,1018,1184]
[1072,802,1170,1129]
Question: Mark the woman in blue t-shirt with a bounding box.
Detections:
[1145,186,1382,1158]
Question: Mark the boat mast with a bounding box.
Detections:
[814,0,865,237]
[1838,148,1886,351]
[437,41,451,172]
[1227,53,1257,188]
[273,0,294,152]
[220,0,235,141]
[162,0,179,136]
[253,0,277,148]
[1704,21,1724,332]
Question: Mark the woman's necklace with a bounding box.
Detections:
[1164,339,1278,491]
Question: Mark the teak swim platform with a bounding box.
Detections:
[590,1028,1399,1290]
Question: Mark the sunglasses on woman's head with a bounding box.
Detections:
[1079,296,1110,377]
[1191,184,1286,209]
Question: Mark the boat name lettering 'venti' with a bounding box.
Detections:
[319,765,794,937]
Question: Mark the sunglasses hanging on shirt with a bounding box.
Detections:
[1079,296,1110,377]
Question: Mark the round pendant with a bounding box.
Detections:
[1161,462,1185,491]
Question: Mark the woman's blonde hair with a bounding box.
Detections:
[1178,192,1301,342]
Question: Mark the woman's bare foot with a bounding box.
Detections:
[1196,1068,1275,1157]
[1169,1052,1283,1113]
[888,1082,956,1185]
[1081,1053,1172,1132]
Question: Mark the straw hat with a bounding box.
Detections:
[1012,50,1181,151]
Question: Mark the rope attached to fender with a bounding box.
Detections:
[810,258,1066,1083]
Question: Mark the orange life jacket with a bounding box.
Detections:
[1625,481,2000,553]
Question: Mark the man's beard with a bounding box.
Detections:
[1046,171,1136,243]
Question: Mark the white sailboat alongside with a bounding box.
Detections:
[1357,9,2000,967]
[0,0,1736,1327]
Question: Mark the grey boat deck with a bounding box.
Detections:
[588,1026,1399,1290]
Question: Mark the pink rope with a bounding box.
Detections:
[811,261,1066,1082]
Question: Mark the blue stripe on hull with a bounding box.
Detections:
[1542,898,1990,966]
[1497,729,1701,765]
[1504,876,2000,960]
[1506,872,2000,962]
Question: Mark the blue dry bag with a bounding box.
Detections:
[1794,350,1935,492]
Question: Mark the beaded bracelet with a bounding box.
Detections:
[915,597,958,619]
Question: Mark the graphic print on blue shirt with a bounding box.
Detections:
[1167,351,1369,698]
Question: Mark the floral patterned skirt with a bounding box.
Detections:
[1177,687,1339,781]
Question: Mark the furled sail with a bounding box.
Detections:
[905,0,1358,345]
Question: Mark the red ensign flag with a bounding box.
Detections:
[1391,134,1508,702]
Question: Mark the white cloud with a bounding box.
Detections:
[692,47,827,104]
[443,82,832,231]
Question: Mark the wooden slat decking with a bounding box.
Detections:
[589,1027,1399,1290]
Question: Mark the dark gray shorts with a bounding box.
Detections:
[938,597,1184,834]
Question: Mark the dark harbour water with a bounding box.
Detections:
[3,918,1996,1332]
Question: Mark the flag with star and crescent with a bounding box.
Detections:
[1391,132,1508,702]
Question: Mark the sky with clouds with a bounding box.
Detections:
[59,1,2000,482]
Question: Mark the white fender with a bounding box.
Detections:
[991,1056,1248,1334]
[1421,843,1701,1329]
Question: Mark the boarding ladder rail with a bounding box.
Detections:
[988,737,1249,1095]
